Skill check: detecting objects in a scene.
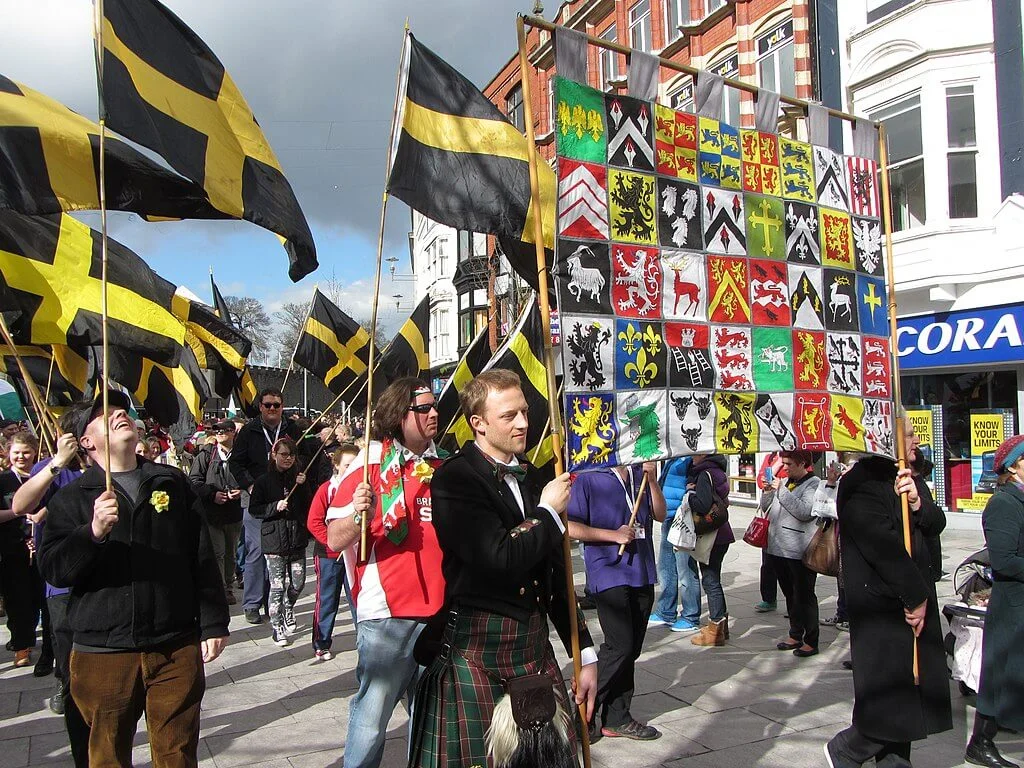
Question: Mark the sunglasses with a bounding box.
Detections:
[261,402,282,410]
[213,428,235,435]
[408,403,437,414]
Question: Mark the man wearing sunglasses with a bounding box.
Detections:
[325,378,447,768]
[229,389,302,624]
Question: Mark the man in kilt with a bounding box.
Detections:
[326,378,448,768]
[408,369,598,768]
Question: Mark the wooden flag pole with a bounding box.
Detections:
[281,285,318,394]
[43,353,56,408]
[93,0,112,493]
[618,474,650,557]
[359,26,409,563]
[878,123,919,686]
[516,17,591,764]
[0,318,58,450]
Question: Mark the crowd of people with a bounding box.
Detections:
[0,382,1021,768]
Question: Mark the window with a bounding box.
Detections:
[506,85,524,132]
[629,1,652,52]
[547,76,556,134]
[875,95,925,231]
[437,307,450,359]
[458,308,488,348]
[599,24,621,91]
[866,0,915,24]
[457,230,472,263]
[438,246,449,278]
[757,21,795,99]
[705,0,727,15]
[946,85,978,219]
[665,0,691,42]
[670,77,694,112]
[710,55,740,125]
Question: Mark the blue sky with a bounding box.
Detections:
[3,0,536,351]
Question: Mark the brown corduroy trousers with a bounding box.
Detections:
[70,637,205,768]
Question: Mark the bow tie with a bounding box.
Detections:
[495,462,528,482]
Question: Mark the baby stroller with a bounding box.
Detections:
[942,548,991,696]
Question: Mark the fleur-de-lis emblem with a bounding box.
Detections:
[643,324,662,356]
[618,322,642,355]
[625,347,658,388]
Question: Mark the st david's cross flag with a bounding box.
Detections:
[552,75,893,472]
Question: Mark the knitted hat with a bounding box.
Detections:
[994,434,1024,474]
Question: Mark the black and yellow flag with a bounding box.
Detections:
[437,325,492,453]
[172,293,252,401]
[103,343,210,434]
[2,344,89,407]
[0,211,186,366]
[378,295,430,383]
[294,290,374,396]
[100,0,317,281]
[0,74,223,221]
[446,297,554,466]
[210,273,257,415]
[387,34,556,251]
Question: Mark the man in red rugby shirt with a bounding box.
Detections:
[326,378,446,768]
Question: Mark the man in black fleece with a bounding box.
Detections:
[39,392,229,768]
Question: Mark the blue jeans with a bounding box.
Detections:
[312,555,354,651]
[654,519,701,624]
[344,617,424,768]
[241,509,268,611]
[698,544,730,621]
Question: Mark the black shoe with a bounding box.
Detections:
[966,736,1019,768]
[4,640,13,651]
[601,719,662,740]
[576,591,597,610]
[793,646,819,658]
[244,609,263,624]
[33,654,54,677]
[48,680,66,715]
[841,660,853,671]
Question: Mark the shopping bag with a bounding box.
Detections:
[802,519,840,577]
[667,492,697,551]
[743,512,770,549]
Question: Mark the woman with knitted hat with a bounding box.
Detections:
[965,434,1024,768]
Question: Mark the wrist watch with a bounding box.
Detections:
[49,463,64,476]
[352,512,362,526]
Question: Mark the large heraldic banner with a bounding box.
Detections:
[552,76,895,471]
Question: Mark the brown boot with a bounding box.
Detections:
[691,617,727,646]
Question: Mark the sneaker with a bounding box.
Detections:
[647,613,672,628]
[48,680,66,715]
[601,719,662,741]
[244,609,263,625]
[669,618,700,633]
[835,621,850,632]
[284,607,297,636]
[13,649,32,667]
[272,628,290,647]
[754,601,777,612]
[314,648,333,661]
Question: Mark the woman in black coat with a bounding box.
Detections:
[825,455,952,767]
[249,438,311,647]
[966,435,1024,768]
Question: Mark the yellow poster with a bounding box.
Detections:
[906,409,933,447]
[971,413,1004,456]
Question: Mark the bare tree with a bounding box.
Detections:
[225,296,272,363]
[275,297,390,371]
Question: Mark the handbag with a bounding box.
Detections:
[802,519,840,577]
[666,493,697,550]
[691,487,730,535]
[743,511,770,548]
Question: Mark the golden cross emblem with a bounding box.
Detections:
[862,281,882,319]
[749,198,782,256]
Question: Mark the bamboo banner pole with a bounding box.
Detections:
[93,0,112,493]
[43,353,55,407]
[618,474,650,557]
[359,25,409,563]
[521,15,866,126]
[516,17,590,764]
[0,319,58,450]
[878,124,919,686]
[281,285,318,394]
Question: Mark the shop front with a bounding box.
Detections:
[898,302,1024,512]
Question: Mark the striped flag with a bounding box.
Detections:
[294,290,375,396]
[436,326,492,452]
[846,155,880,218]
[1,345,89,407]
[378,295,430,383]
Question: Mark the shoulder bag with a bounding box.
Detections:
[802,519,840,577]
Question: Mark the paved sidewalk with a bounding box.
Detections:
[1,510,1015,768]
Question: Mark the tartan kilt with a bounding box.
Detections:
[408,608,578,768]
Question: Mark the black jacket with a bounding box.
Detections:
[188,445,242,526]
[431,442,594,657]
[248,467,312,557]
[38,460,230,649]
[228,418,301,491]
[837,456,952,742]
